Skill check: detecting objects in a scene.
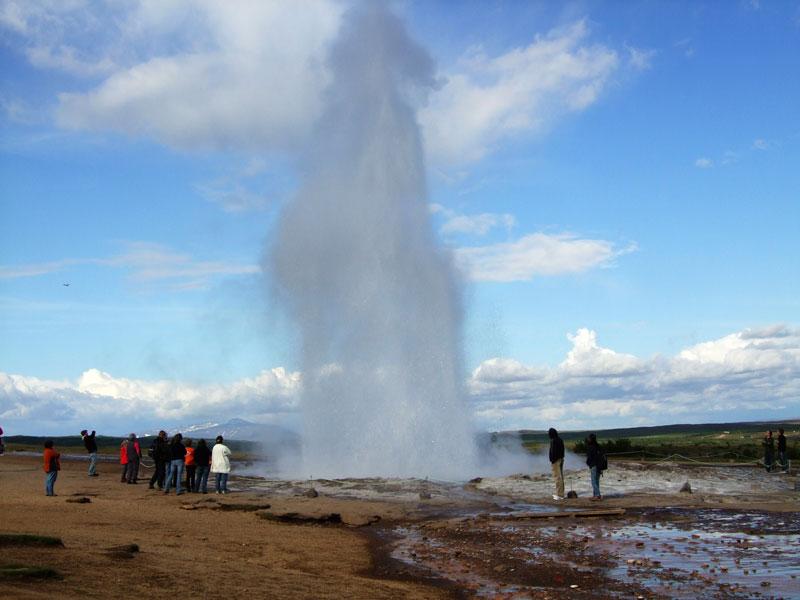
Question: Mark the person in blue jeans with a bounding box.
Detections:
[163,433,187,495]
[193,438,212,493]
[585,433,603,501]
[81,429,99,476]
[211,435,231,494]
[43,440,61,496]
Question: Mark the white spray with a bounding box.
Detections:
[268,3,478,479]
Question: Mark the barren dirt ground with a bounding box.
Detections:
[1,454,798,599]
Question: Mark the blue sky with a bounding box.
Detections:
[1,0,798,437]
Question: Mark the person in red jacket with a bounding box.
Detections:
[184,438,197,493]
[43,440,61,496]
[120,439,129,482]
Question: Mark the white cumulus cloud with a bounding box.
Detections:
[0,367,301,435]
[455,233,635,282]
[420,20,623,165]
[468,324,800,431]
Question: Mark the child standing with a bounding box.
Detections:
[184,438,196,493]
[120,439,129,482]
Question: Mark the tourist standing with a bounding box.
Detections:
[777,428,788,473]
[81,429,99,476]
[184,438,196,493]
[120,439,128,482]
[43,440,61,496]
[164,433,186,495]
[148,430,169,490]
[548,428,565,500]
[126,433,141,483]
[0,425,5,455]
[211,435,231,494]
[585,433,604,501]
[762,430,776,472]
[193,439,212,494]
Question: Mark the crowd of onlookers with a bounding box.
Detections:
[41,428,232,497]
[23,424,795,498]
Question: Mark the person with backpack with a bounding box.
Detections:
[777,428,788,473]
[586,433,606,501]
[125,433,141,483]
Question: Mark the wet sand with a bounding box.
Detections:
[1,454,798,599]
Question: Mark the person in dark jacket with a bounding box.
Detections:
[193,439,212,494]
[585,433,603,501]
[548,427,565,500]
[164,433,187,495]
[148,430,170,490]
[125,433,141,483]
[81,429,99,476]
[777,428,788,473]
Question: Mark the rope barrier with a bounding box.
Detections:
[604,449,793,471]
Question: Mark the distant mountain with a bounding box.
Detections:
[138,418,299,443]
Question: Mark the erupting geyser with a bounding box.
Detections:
[268,3,478,478]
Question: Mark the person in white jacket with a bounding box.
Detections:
[211,435,232,494]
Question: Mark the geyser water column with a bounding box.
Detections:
[268,3,477,478]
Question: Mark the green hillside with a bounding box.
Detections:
[502,420,800,463]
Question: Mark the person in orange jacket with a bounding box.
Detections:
[43,440,61,496]
[184,438,197,493]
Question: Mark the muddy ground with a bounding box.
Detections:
[1,454,797,599]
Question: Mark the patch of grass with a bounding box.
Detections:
[0,563,63,580]
[215,503,272,512]
[0,534,64,548]
[108,543,139,553]
[259,512,342,525]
